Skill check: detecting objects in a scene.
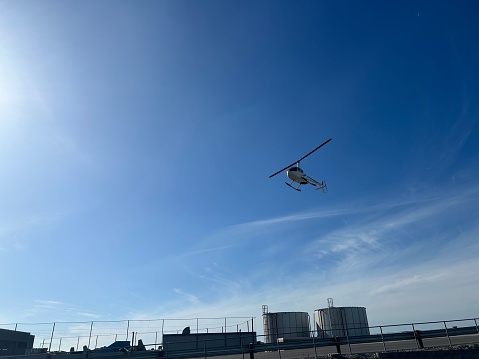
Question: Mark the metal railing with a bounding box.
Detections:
[1,316,479,358]
[158,317,479,358]
[0,317,254,353]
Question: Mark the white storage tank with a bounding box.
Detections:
[262,305,311,343]
[314,302,369,338]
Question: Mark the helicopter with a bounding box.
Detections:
[269,138,332,192]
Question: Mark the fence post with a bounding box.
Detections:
[59,337,62,352]
[415,330,424,349]
[162,319,165,342]
[248,342,255,359]
[49,322,56,352]
[204,340,207,359]
[412,324,424,349]
[379,326,386,352]
[126,320,130,341]
[474,318,479,335]
[334,336,341,354]
[345,328,352,354]
[443,322,451,346]
[241,336,244,359]
[88,321,93,349]
[313,336,317,358]
[412,324,418,348]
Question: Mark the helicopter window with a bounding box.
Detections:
[290,167,298,172]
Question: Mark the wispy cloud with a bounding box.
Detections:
[210,182,478,243]
[173,289,200,306]
[0,211,72,249]
[176,245,236,259]
[34,300,65,309]
[18,300,103,323]
[369,273,446,296]
[140,180,479,327]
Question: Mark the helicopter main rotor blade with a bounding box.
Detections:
[297,137,332,163]
[269,161,297,178]
[269,138,332,178]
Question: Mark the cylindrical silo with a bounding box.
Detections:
[262,310,311,343]
[314,306,369,338]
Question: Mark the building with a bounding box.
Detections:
[162,330,256,355]
[0,328,35,356]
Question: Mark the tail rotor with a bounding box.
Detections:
[316,180,328,193]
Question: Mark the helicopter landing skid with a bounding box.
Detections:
[285,182,301,192]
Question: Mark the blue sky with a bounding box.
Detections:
[1,0,479,342]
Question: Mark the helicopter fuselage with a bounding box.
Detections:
[287,167,308,184]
